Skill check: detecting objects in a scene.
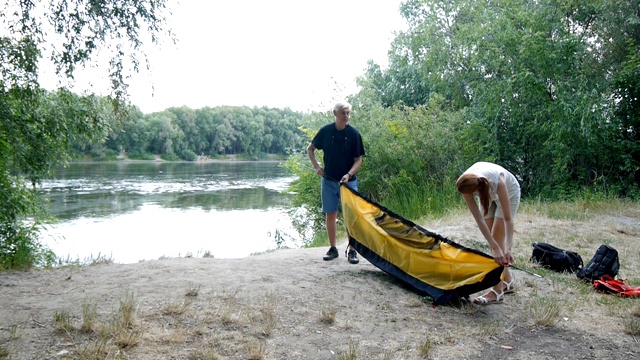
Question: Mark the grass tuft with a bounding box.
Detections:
[530,296,561,326]
[623,305,640,335]
[319,306,337,325]
[76,339,109,360]
[8,324,22,340]
[163,298,191,316]
[190,347,221,360]
[623,317,640,336]
[80,302,98,333]
[185,283,201,297]
[418,337,435,358]
[118,290,137,328]
[338,340,358,360]
[259,302,278,337]
[53,309,75,332]
[246,340,267,360]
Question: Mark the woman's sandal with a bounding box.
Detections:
[473,288,505,305]
[503,279,516,294]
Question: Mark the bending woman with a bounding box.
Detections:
[456,162,521,305]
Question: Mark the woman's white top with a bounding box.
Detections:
[463,162,520,200]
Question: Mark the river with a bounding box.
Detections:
[38,161,301,264]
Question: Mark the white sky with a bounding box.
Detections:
[44,0,407,114]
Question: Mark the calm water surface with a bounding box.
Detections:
[38,161,301,263]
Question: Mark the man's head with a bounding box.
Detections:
[332,102,351,125]
[333,102,351,113]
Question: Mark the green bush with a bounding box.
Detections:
[127,150,155,160]
[178,149,197,161]
[161,152,180,161]
[89,146,119,161]
[0,221,57,270]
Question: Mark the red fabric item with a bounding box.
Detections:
[593,275,640,297]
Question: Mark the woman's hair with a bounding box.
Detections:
[456,173,491,216]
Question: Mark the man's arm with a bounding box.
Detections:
[340,156,363,183]
[348,156,362,177]
[307,143,324,177]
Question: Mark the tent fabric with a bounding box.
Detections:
[340,184,503,305]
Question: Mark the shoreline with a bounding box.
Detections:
[71,154,288,164]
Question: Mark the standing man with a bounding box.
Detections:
[307,101,365,264]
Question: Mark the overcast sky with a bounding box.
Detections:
[44,0,408,114]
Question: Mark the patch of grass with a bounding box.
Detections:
[158,328,188,344]
[457,301,478,315]
[474,319,502,338]
[163,298,191,316]
[84,253,114,266]
[338,340,358,360]
[623,303,640,335]
[530,296,561,326]
[0,346,8,358]
[319,306,337,325]
[80,301,98,333]
[246,340,267,360]
[220,309,241,328]
[259,301,278,337]
[76,339,109,360]
[53,309,75,332]
[185,283,201,297]
[112,327,141,349]
[118,290,137,328]
[418,337,435,358]
[8,324,22,340]
[202,250,214,258]
[190,347,221,360]
[623,317,640,336]
[56,253,114,267]
[526,200,592,221]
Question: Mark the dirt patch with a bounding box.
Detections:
[1,203,639,359]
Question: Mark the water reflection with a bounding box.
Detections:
[38,161,301,263]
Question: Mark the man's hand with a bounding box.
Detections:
[315,167,324,177]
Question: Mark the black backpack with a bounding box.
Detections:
[530,242,583,273]
[577,244,620,282]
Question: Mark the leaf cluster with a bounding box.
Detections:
[0,0,170,269]
[356,0,640,198]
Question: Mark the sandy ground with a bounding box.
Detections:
[1,204,640,359]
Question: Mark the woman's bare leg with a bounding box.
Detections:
[492,217,512,288]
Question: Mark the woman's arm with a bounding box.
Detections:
[461,193,505,265]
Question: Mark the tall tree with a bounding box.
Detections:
[0,0,170,268]
[358,0,640,196]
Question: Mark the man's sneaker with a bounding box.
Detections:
[323,246,339,261]
[347,249,359,264]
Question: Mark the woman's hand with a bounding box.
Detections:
[504,251,515,267]
[490,247,507,266]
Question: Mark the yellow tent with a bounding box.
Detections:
[341,185,503,305]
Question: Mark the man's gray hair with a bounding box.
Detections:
[332,102,351,112]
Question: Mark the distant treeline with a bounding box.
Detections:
[78,105,308,161]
